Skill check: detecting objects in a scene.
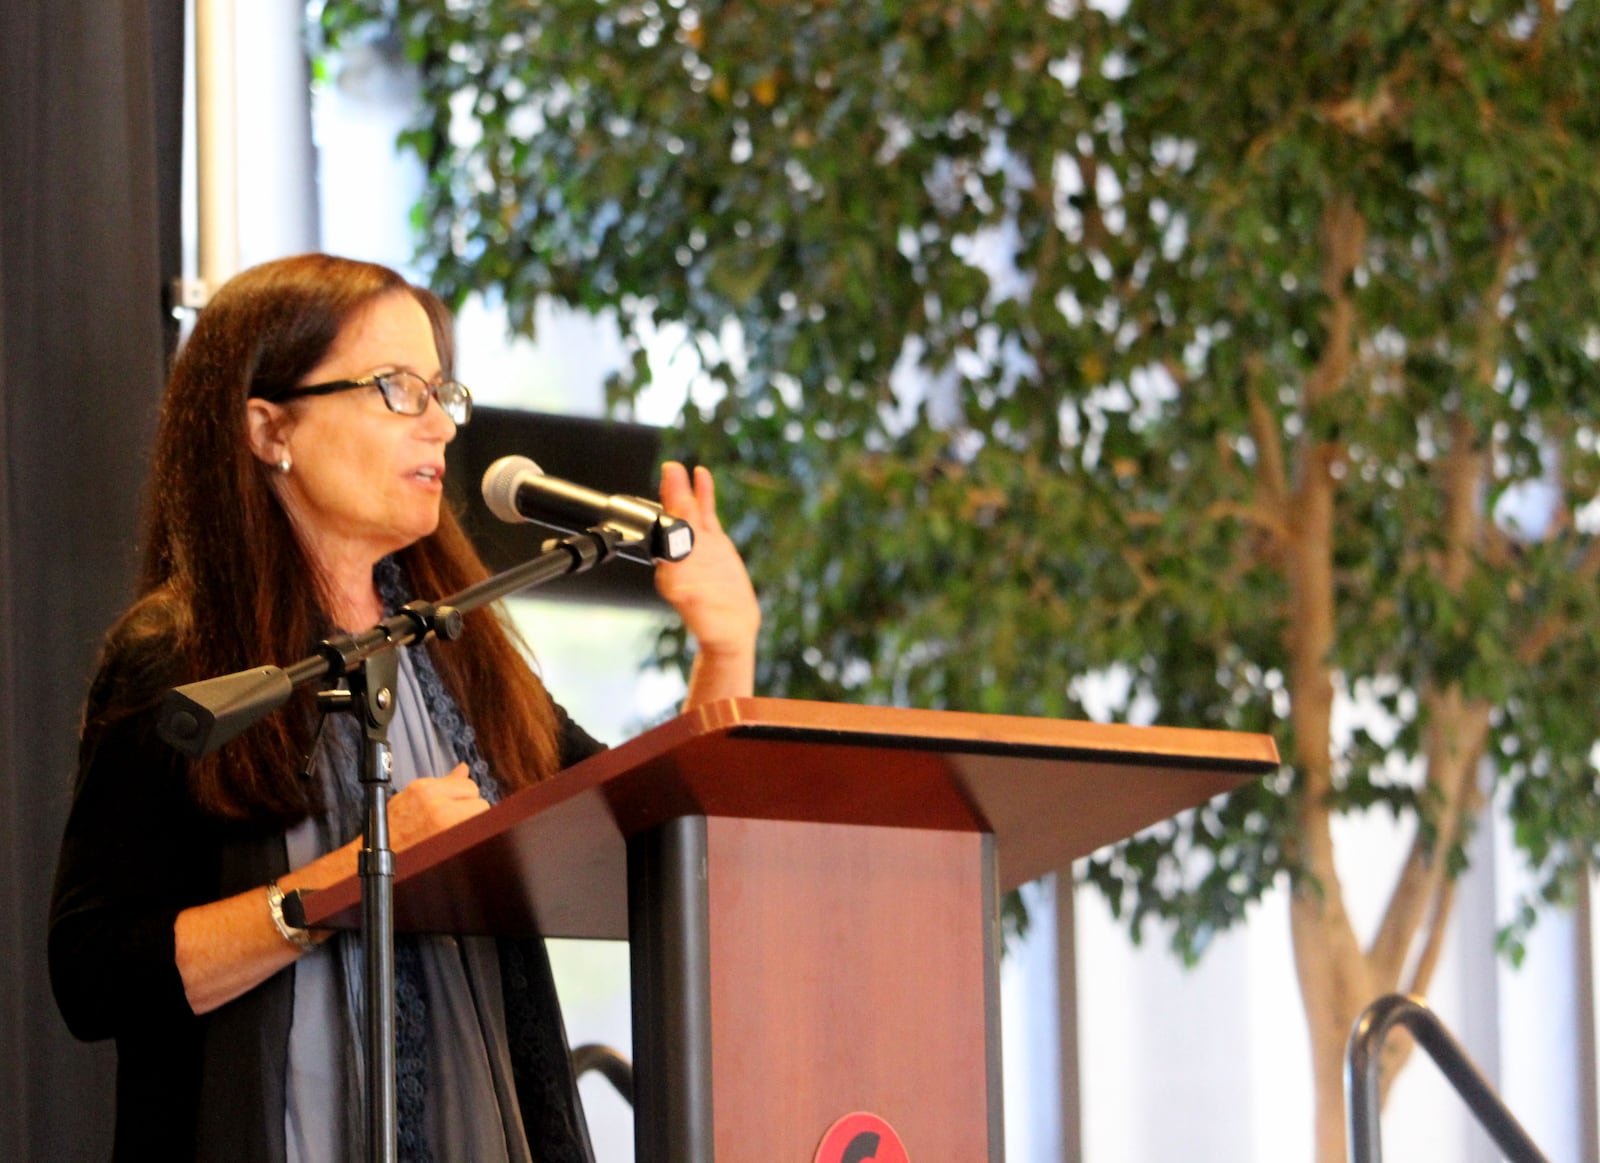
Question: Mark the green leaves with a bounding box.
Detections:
[319,0,1600,963]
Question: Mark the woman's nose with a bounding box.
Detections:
[419,393,458,442]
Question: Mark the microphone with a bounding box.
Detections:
[480,455,695,563]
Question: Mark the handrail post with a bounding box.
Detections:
[1345,993,1549,1163]
[572,1043,635,1104]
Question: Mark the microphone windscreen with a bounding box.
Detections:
[481,455,542,524]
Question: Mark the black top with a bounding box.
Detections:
[48,617,605,1162]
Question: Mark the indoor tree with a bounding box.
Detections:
[318,2,1600,1159]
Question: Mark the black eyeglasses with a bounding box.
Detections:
[259,371,473,425]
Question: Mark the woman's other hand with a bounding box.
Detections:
[387,763,490,850]
[175,762,487,1016]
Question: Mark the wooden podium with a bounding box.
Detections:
[303,697,1278,1161]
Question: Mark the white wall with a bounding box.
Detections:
[1040,797,1585,1163]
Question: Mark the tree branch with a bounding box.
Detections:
[1373,772,1482,1104]
[1366,689,1491,985]
[1288,194,1366,813]
[1304,194,1366,411]
[1247,372,1291,546]
[1404,787,1479,1001]
[1204,498,1288,540]
[1516,534,1600,664]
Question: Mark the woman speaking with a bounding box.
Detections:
[48,253,760,1161]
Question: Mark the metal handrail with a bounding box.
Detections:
[1346,993,1549,1163]
[572,1042,635,1106]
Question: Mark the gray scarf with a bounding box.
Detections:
[309,558,591,1162]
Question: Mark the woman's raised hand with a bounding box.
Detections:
[652,462,760,707]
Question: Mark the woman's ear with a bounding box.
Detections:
[245,398,292,467]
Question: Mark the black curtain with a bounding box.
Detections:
[0,1,183,1158]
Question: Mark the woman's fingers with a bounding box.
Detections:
[389,763,489,848]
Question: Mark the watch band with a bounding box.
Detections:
[266,880,317,951]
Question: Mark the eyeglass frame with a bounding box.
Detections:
[254,370,473,425]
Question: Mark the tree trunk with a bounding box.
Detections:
[1284,191,1369,1163]
[1291,886,1369,1163]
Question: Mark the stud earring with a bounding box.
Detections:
[276,455,292,474]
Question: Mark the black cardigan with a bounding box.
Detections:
[48,624,604,1162]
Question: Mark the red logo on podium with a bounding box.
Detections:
[813,1112,910,1163]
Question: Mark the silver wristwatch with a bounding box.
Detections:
[266,880,317,951]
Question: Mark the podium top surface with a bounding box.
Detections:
[302,697,1278,939]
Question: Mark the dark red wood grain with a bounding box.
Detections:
[301,696,1277,938]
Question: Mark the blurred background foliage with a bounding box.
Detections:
[317,0,1600,1070]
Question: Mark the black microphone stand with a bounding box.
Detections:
[157,527,628,1163]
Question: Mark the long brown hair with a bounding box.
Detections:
[118,253,560,823]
